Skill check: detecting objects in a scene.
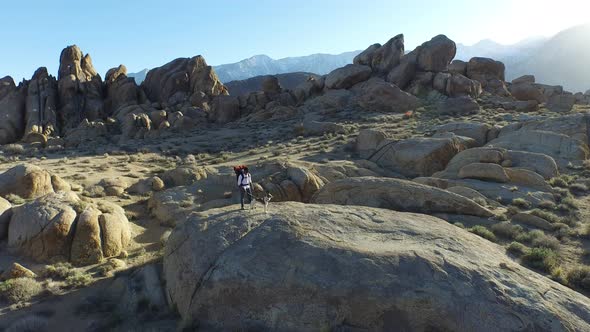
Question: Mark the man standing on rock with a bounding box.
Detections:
[238,167,253,210]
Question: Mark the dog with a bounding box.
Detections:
[249,192,273,213]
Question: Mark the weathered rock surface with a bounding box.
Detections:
[416,34,456,72]
[356,129,388,159]
[164,202,590,331]
[7,192,130,264]
[24,67,58,141]
[0,197,12,240]
[436,96,480,115]
[488,130,589,166]
[313,177,492,217]
[459,162,510,183]
[352,78,420,112]
[369,136,467,177]
[142,55,228,109]
[433,122,491,146]
[0,76,26,144]
[57,45,104,131]
[324,64,372,90]
[0,164,58,199]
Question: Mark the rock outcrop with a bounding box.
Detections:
[141,55,228,109]
[164,203,590,331]
[7,191,130,264]
[0,76,26,145]
[24,67,58,142]
[0,164,67,199]
[312,177,493,217]
[368,136,467,178]
[57,45,105,132]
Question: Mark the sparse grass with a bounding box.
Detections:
[530,233,560,250]
[558,195,579,211]
[569,183,588,194]
[538,200,557,210]
[566,266,590,292]
[511,198,531,209]
[521,247,559,273]
[507,242,529,256]
[0,278,43,303]
[472,197,487,207]
[65,271,93,288]
[469,225,497,242]
[4,143,25,155]
[491,222,524,239]
[529,209,560,224]
[453,222,465,229]
[549,175,575,188]
[5,193,26,205]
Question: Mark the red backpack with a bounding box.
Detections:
[233,165,248,180]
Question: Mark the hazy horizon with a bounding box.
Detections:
[2,0,589,81]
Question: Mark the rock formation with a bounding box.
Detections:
[0,76,26,144]
[164,203,590,331]
[24,67,58,142]
[57,45,104,132]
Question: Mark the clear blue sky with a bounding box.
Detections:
[1,0,588,81]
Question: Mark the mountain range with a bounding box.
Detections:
[129,24,590,92]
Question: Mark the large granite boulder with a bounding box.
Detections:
[312,177,492,217]
[0,164,64,199]
[416,34,456,72]
[164,202,590,331]
[369,136,467,178]
[141,55,228,108]
[352,78,420,112]
[488,130,589,166]
[436,96,480,115]
[24,67,58,141]
[57,45,105,132]
[324,64,372,90]
[104,64,144,115]
[0,197,11,240]
[370,34,405,74]
[466,57,505,83]
[0,76,26,144]
[7,191,130,264]
[433,122,492,146]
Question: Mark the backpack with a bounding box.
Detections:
[233,165,248,181]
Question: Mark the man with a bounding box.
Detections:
[237,167,253,210]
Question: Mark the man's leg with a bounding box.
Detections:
[240,187,245,209]
[246,188,253,209]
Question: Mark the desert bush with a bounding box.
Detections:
[515,229,544,243]
[65,271,93,288]
[511,198,531,209]
[42,262,75,279]
[507,242,528,256]
[538,200,557,210]
[0,278,43,303]
[472,197,487,207]
[5,194,26,205]
[469,226,497,242]
[529,209,560,224]
[549,175,575,188]
[569,183,588,194]
[491,222,524,239]
[567,266,590,291]
[4,143,25,155]
[522,248,559,273]
[531,233,560,250]
[453,222,465,229]
[557,195,579,211]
